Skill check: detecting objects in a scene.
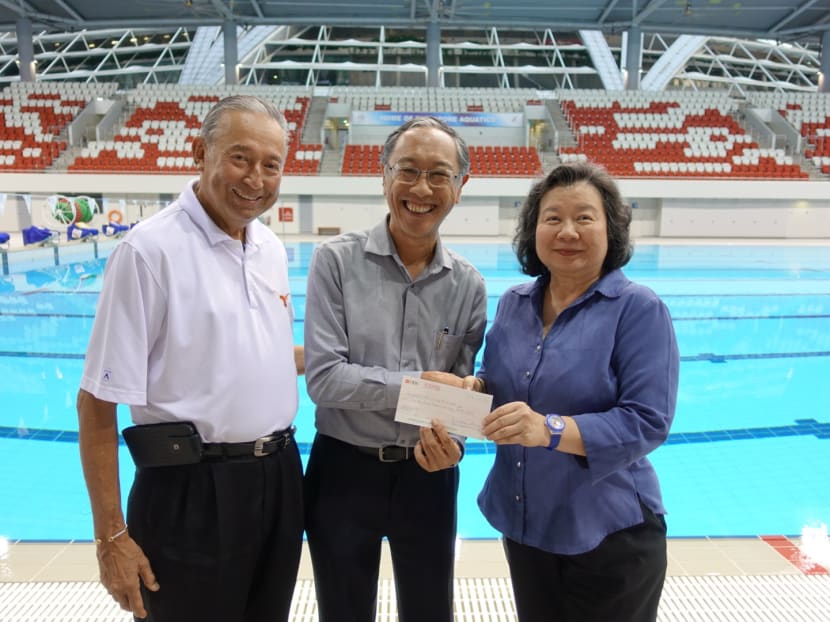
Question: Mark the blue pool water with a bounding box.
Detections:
[1,240,829,541]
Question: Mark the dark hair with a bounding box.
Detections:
[379,116,470,178]
[513,161,633,277]
[200,95,289,150]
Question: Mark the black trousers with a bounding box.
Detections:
[304,433,459,622]
[127,441,304,622]
[503,503,667,622]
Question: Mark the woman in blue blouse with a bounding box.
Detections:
[470,162,678,621]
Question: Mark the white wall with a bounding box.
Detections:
[1,173,829,239]
[0,194,31,231]
[660,198,830,238]
[311,195,387,233]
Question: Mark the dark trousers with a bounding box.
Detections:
[503,503,667,622]
[127,441,304,622]
[304,433,459,622]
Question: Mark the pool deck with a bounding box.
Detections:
[2,537,829,621]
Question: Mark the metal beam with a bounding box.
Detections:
[770,0,819,35]
[0,0,29,18]
[598,0,621,25]
[640,34,706,91]
[632,0,668,27]
[51,0,84,22]
[249,0,264,20]
[580,29,623,90]
[209,0,233,21]
[777,15,830,38]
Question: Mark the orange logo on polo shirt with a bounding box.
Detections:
[278,293,290,307]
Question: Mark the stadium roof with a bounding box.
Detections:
[1,0,829,45]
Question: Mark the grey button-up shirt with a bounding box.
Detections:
[304,219,488,448]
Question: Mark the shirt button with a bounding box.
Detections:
[516,461,522,468]
[525,370,531,378]
[515,495,522,502]
[535,344,541,351]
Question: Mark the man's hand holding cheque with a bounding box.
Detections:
[395,373,493,441]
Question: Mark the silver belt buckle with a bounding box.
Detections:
[253,435,276,457]
[378,446,410,462]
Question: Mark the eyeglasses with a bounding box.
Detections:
[387,163,460,188]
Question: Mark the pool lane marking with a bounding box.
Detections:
[2,419,829,450]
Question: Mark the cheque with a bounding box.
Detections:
[394,377,493,439]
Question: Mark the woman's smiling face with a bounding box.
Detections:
[535,181,609,283]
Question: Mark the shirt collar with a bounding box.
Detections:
[179,179,265,250]
[365,216,452,273]
[516,268,629,303]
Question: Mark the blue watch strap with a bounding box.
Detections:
[545,414,565,451]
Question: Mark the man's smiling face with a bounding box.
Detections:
[193,109,286,240]
[383,126,466,246]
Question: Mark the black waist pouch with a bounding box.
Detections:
[122,422,203,467]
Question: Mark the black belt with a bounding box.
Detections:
[202,427,295,459]
[355,445,415,463]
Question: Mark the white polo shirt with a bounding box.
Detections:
[80,180,298,442]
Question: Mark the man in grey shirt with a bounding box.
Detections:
[303,116,487,622]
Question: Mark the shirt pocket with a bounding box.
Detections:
[430,330,463,370]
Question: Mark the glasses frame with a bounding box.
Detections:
[386,163,461,188]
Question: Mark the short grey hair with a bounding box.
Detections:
[380,116,470,178]
[200,95,290,148]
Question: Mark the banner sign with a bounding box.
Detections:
[351,111,523,128]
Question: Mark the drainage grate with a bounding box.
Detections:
[1,575,829,621]
[659,575,830,621]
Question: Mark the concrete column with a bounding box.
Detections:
[819,31,830,93]
[223,20,239,85]
[426,20,441,88]
[624,26,642,90]
[16,19,36,82]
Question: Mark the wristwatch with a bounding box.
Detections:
[544,414,566,450]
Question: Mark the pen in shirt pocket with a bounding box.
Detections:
[437,326,449,349]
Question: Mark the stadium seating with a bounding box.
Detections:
[0,83,824,180]
[558,90,808,179]
[752,92,830,177]
[0,82,117,172]
[340,143,542,177]
[335,87,542,177]
[467,145,542,177]
[67,85,322,175]
[341,144,383,176]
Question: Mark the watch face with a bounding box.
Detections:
[546,414,565,434]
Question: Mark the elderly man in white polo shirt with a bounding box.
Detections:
[77,95,303,622]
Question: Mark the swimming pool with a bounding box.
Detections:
[1,239,828,541]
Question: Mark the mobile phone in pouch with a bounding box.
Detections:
[122,422,203,467]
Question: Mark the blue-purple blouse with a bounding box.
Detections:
[477,269,679,555]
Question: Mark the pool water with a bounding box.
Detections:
[1,241,828,541]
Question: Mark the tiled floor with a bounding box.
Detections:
[2,537,829,621]
[0,537,815,583]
